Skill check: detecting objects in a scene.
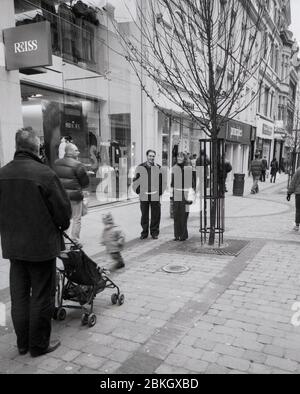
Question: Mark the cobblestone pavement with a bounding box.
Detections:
[1,175,300,374]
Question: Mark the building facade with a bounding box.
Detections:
[256,0,299,171]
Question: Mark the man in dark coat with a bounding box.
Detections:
[133,150,164,240]
[54,143,89,246]
[0,128,71,357]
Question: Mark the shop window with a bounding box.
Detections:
[109,114,131,169]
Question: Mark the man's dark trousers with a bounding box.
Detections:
[9,259,56,354]
[140,201,161,237]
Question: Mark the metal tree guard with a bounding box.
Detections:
[199,138,225,247]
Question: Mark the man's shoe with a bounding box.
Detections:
[30,340,61,358]
[140,235,148,240]
[18,347,28,356]
[152,235,159,240]
[293,226,299,232]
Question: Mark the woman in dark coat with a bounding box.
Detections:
[171,152,193,242]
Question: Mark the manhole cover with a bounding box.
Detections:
[162,264,190,274]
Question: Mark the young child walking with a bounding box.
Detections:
[101,213,125,270]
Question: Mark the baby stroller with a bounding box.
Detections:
[54,233,124,328]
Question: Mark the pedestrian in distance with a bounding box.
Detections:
[270,158,279,183]
[0,128,72,357]
[196,149,211,167]
[260,156,268,182]
[133,150,164,240]
[101,213,126,270]
[219,159,232,194]
[196,149,211,189]
[171,152,194,242]
[250,153,263,194]
[287,167,300,232]
[54,143,90,248]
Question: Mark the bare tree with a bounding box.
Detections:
[113,0,270,245]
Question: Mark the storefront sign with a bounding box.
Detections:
[3,22,52,71]
[230,127,243,139]
[262,124,273,137]
[219,120,251,145]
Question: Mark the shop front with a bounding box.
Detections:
[256,121,275,165]
[219,119,252,178]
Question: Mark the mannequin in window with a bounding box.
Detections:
[110,141,121,167]
[58,0,75,60]
[41,0,59,52]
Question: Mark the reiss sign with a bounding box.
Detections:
[3,21,52,71]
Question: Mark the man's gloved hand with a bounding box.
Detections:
[287,194,291,202]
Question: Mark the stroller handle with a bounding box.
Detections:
[62,231,83,249]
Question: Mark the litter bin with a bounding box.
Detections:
[233,174,245,197]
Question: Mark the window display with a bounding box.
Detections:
[21,84,133,206]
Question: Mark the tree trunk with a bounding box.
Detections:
[209,135,219,246]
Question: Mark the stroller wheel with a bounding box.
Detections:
[118,294,125,306]
[81,313,89,326]
[111,293,118,305]
[55,308,67,321]
[88,314,97,328]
